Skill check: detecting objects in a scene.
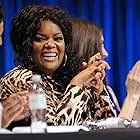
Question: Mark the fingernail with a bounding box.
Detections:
[107,65,111,70]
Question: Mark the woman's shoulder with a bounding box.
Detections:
[0,66,33,90]
[1,66,33,81]
[0,66,33,100]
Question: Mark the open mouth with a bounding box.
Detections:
[42,52,57,61]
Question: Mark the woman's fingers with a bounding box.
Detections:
[2,96,24,128]
[17,90,28,97]
[70,63,99,87]
[13,95,30,121]
[125,61,140,97]
[98,61,111,71]
[82,53,110,74]
[2,94,21,111]
[88,52,102,65]
[14,104,30,121]
[126,61,140,85]
[89,59,110,73]
[2,90,29,128]
[76,53,108,93]
[89,72,104,93]
[71,58,108,91]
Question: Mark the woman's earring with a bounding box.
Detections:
[29,55,33,62]
[63,53,67,67]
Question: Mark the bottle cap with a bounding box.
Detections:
[32,74,41,83]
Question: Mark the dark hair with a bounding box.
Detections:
[72,18,102,63]
[10,5,79,89]
[0,3,4,22]
[71,18,108,85]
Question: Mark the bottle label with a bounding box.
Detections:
[29,94,46,110]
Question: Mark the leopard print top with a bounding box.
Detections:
[0,66,116,128]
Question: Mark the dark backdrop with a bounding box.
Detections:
[1,0,140,107]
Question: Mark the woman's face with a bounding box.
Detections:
[100,34,108,58]
[32,20,65,76]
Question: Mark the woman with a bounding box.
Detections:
[0,5,115,130]
[71,18,120,115]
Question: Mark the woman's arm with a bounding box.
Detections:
[0,67,31,128]
[119,61,140,121]
[55,61,116,125]
[119,94,139,121]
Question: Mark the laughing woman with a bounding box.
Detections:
[0,5,116,130]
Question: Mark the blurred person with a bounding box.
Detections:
[0,5,116,130]
[119,61,140,123]
[71,18,120,116]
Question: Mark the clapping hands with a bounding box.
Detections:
[126,61,140,98]
[70,53,110,94]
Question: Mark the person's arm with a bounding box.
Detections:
[55,84,91,125]
[55,84,116,126]
[0,68,31,128]
[99,86,117,117]
[119,61,140,122]
[54,61,116,125]
[119,94,139,121]
[2,91,29,128]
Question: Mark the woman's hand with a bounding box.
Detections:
[2,91,29,128]
[79,53,110,93]
[126,61,140,98]
[70,53,109,93]
[119,61,140,120]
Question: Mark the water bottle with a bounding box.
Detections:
[29,74,47,133]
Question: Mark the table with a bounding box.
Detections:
[0,128,140,140]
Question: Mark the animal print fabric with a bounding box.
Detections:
[0,66,116,127]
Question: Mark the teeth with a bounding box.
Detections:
[43,56,57,61]
[43,52,57,57]
[42,52,57,61]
